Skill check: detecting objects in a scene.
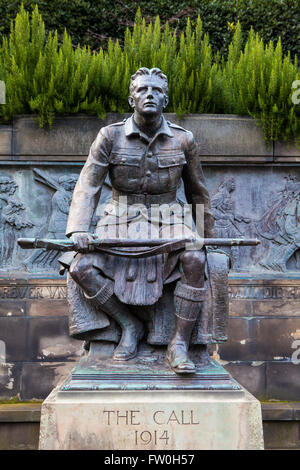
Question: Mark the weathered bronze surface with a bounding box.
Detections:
[61,355,242,392]
[18,236,260,253]
[60,67,236,378]
[17,68,258,387]
[4,165,300,276]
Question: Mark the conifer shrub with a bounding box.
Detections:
[0,4,299,145]
[0,1,299,59]
[212,23,300,144]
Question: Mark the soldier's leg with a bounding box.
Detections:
[166,249,207,374]
[69,254,144,361]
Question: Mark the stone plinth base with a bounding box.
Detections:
[39,385,264,450]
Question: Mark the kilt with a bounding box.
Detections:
[59,197,202,305]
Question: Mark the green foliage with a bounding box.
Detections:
[0,5,106,127]
[0,5,299,146]
[213,25,300,143]
[0,0,299,59]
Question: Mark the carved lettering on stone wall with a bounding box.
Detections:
[0,284,67,299]
[1,281,299,301]
[229,285,300,300]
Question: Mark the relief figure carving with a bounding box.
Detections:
[0,176,34,266]
[24,170,77,270]
[211,176,250,268]
[210,174,300,273]
[255,175,300,272]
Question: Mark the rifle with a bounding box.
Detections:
[18,236,260,258]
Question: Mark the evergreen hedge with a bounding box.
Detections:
[0,5,299,146]
[0,0,299,59]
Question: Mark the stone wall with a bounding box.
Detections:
[0,114,300,401]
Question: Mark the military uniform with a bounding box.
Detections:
[62,115,214,305]
[61,114,231,363]
[66,115,214,236]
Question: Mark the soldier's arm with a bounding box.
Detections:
[182,132,215,237]
[66,127,112,237]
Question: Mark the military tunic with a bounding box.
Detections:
[66,115,213,235]
[62,115,214,306]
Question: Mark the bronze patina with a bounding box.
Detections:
[65,67,219,374]
[18,67,259,385]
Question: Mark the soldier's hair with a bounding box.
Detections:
[218,176,235,190]
[130,67,168,95]
[0,176,17,187]
[58,175,77,184]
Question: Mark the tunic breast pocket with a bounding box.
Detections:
[157,151,186,190]
[111,151,142,167]
[110,151,143,190]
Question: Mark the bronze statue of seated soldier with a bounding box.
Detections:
[58,67,231,375]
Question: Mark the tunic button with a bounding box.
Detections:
[146,170,151,177]
[147,151,153,158]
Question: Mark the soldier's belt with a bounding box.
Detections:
[112,189,177,207]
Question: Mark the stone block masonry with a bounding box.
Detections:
[0,114,299,402]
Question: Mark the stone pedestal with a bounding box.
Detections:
[39,384,264,450]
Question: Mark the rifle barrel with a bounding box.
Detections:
[17,237,260,251]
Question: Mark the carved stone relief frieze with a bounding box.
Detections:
[211,176,251,268]
[255,175,300,272]
[0,175,34,267]
[0,165,299,275]
[24,169,78,270]
[0,166,114,274]
[205,169,300,274]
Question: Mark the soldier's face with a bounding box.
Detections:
[129,76,168,117]
[62,181,76,191]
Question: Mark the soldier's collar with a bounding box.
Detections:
[125,115,174,138]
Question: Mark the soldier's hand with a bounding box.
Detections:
[72,232,95,253]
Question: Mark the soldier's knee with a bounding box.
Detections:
[181,250,206,282]
[181,250,205,270]
[69,255,94,283]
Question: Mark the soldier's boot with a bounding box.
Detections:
[166,281,206,374]
[85,284,144,361]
